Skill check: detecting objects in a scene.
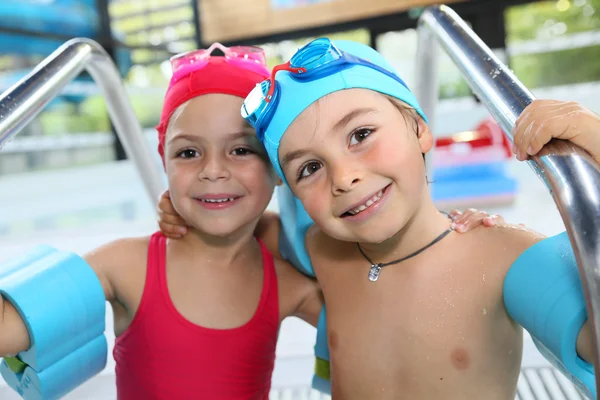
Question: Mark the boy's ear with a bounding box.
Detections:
[417,117,434,154]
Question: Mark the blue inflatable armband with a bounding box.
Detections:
[0,245,107,399]
[504,232,595,399]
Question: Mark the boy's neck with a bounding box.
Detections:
[356,195,451,264]
[175,219,261,266]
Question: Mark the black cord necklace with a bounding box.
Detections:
[357,212,454,282]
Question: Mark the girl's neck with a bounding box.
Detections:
[357,194,451,264]
[174,219,261,267]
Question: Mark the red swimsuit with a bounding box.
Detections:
[113,232,279,399]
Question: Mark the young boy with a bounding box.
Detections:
[235,38,598,399]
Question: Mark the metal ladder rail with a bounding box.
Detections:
[415,5,600,396]
[0,38,165,205]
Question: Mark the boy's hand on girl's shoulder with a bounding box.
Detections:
[157,190,188,239]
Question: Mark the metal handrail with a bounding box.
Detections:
[416,5,600,395]
[0,38,165,204]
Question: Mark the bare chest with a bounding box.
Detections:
[315,253,521,399]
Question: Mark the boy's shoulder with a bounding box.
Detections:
[460,224,546,270]
[475,223,545,247]
[255,211,281,257]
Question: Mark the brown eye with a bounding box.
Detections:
[231,147,253,156]
[298,161,322,181]
[177,149,199,158]
[349,128,373,146]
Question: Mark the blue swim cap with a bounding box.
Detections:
[257,39,427,181]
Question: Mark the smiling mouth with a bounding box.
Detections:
[198,197,237,203]
[341,189,384,217]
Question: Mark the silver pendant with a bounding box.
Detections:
[368,264,382,282]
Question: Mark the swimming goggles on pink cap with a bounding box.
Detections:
[241,37,409,138]
[169,42,269,80]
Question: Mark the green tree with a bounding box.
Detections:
[506,0,600,41]
[506,0,600,87]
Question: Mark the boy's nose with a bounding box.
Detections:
[331,165,362,195]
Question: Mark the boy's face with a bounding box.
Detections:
[278,88,433,243]
[165,94,276,237]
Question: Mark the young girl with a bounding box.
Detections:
[0,44,324,400]
[233,38,598,399]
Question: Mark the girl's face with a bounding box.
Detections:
[165,94,276,237]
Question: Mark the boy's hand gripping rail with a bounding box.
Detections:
[0,37,165,205]
[0,246,107,399]
[415,5,600,396]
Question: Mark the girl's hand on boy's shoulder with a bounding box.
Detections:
[449,208,506,233]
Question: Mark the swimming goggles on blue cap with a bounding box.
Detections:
[241,37,410,139]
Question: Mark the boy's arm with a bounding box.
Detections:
[511,99,600,363]
[157,191,188,239]
[254,211,282,258]
[502,228,597,396]
[500,229,596,365]
[293,276,323,328]
[512,99,600,164]
[497,226,596,362]
[274,257,322,327]
[576,320,594,364]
